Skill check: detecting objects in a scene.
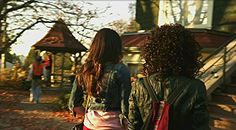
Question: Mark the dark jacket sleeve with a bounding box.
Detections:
[119,64,132,117]
[128,80,143,130]
[191,81,211,130]
[68,78,84,112]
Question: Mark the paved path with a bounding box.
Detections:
[0,87,79,130]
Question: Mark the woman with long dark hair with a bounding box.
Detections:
[128,24,210,130]
[69,28,131,130]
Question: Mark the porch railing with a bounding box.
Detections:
[198,38,236,95]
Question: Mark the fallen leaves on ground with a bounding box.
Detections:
[0,86,80,130]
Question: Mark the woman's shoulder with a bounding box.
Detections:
[179,77,206,92]
[114,62,128,69]
[187,77,204,87]
[179,76,204,85]
[113,63,130,73]
[132,76,146,89]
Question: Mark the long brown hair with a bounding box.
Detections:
[78,28,122,96]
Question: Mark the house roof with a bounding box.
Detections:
[190,28,235,48]
[33,19,87,54]
[121,32,149,48]
[121,29,235,48]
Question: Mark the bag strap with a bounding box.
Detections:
[143,77,188,105]
[167,78,189,104]
[143,77,159,102]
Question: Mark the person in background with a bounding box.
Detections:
[27,56,47,104]
[128,24,210,130]
[43,53,52,86]
[68,28,131,130]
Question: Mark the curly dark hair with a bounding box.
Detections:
[142,24,201,79]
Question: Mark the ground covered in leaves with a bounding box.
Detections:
[0,85,81,130]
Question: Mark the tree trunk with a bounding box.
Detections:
[0,16,7,69]
[136,0,159,30]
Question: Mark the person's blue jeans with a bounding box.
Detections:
[30,79,42,103]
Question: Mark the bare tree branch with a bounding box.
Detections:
[2,20,39,50]
[170,1,178,23]
[0,0,9,14]
[35,1,81,16]
[1,0,107,54]
[0,0,35,21]
[2,18,61,51]
[68,23,98,32]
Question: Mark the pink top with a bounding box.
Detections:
[83,110,125,130]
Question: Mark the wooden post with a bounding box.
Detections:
[1,53,5,69]
[60,53,65,87]
[0,16,7,70]
[73,52,82,74]
[78,52,82,65]
[51,53,56,84]
[73,53,79,73]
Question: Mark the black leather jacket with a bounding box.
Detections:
[128,74,210,130]
[68,63,131,117]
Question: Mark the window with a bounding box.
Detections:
[158,0,214,29]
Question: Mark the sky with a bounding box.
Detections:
[11,1,135,56]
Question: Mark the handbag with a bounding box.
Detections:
[71,95,90,130]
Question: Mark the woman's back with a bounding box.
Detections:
[128,75,210,130]
[68,28,131,130]
[83,63,131,130]
[128,24,210,130]
[87,63,131,113]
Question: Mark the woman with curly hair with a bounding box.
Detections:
[128,24,210,130]
[68,28,131,130]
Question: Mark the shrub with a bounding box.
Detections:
[57,92,71,110]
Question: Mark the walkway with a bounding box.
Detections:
[0,86,79,130]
